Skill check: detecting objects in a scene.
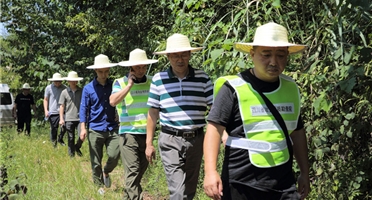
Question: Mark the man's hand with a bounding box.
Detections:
[128,72,136,86]
[145,144,156,164]
[297,173,310,199]
[80,129,87,141]
[204,171,223,200]
[59,119,65,126]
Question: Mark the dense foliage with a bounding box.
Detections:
[1,0,371,199]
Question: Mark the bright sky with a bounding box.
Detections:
[0,23,8,37]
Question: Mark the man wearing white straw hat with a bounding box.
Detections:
[146,34,213,199]
[44,73,67,147]
[203,22,310,200]
[13,83,37,136]
[58,71,84,157]
[110,48,158,199]
[79,54,120,195]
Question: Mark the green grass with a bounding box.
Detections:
[0,123,212,200]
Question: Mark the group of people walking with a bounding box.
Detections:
[12,22,310,200]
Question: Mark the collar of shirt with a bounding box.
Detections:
[66,86,81,92]
[167,65,195,79]
[93,77,113,87]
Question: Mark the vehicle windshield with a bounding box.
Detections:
[0,93,12,105]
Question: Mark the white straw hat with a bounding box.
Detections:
[21,83,33,89]
[234,22,307,54]
[118,49,158,67]
[64,71,83,81]
[154,33,204,55]
[48,73,64,81]
[86,54,118,69]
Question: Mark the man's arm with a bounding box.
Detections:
[13,103,17,119]
[79,88,88,141]
[290,128,310,199]
[59,104,65,126]
[32,104,37,118]
[110,78,134,107]
[203,121,224,199]
[145,107,159,164]
[43,97,49,117]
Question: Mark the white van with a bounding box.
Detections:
[0,83,15,127]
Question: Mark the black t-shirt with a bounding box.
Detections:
[15,93,35,116]
[207,69,303,192]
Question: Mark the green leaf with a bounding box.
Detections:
[340,125,344,134]
[210,49,224,61]
[334,48,342,59]
[272,0,281,8]
[315,149,324,160]
[346,131,352,138]
[316,167,323,175]
[313,94,333,115]
[345,112,355,120]
[352,182,360,189]
[338,77,356,93]
[343,46,355,64]
[343,120,349,126]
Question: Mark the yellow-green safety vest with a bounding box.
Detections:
[214,74,300,168]
[116,76,151,134]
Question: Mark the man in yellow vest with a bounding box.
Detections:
[203,22,310,200]
[110,48,158,199]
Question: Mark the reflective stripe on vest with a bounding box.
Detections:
[116,76,151,134]
[214,74,300,168]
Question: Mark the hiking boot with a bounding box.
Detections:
[58,139,66,146]
[75,147,83,157]
[103,173,111,188]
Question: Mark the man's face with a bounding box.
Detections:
[53,81,62,87]
[250,46,289,82]
[167,51,191,71]
[68,81,78,88]
[23,89,30,95]
[130,65,147,79]
[95,68,110,81]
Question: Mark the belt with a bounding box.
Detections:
[161,126,204,138]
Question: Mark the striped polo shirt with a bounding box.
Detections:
[147,66,213,130]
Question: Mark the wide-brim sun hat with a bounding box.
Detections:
[64,71,83,81]
[48,73,64,81]
[86,54,118,69]
[234,22,307,54]
[21,83,33,89]
[154,33,204,55]
[118,48,158,67]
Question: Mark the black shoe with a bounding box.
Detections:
[53,141,57,148]
[58,139,66,146]
[76,147,83,157]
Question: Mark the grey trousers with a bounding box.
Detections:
[158,131,204,200]
[88,128,120,186]
[119,134,148,200]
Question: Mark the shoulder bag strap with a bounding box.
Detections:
[239,72,294,159]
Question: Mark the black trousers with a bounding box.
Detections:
[17,113,31,135]
[65,121,83,156]
[222,181,300,200]
[48,114,66,142]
